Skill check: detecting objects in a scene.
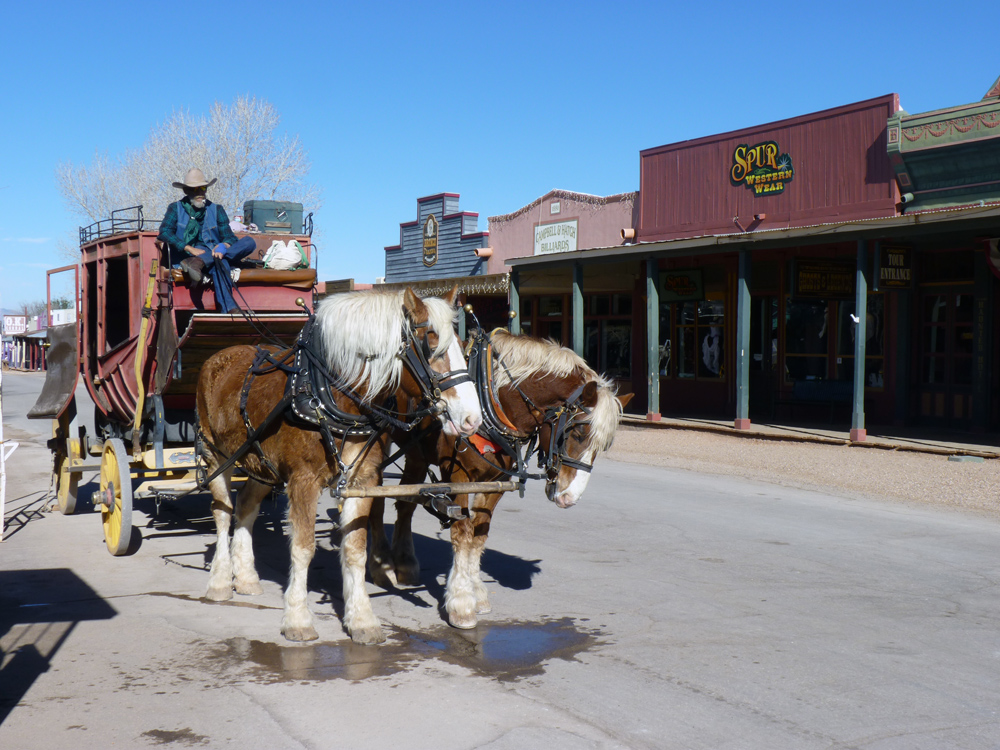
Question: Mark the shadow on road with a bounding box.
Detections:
[1,491,51,542]
[0,569,117,726]
[119,490,544,628]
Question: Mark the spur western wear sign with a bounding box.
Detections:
[730,141,794,196]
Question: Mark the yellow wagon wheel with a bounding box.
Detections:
[55,437,80,515]
[100,438,133,556]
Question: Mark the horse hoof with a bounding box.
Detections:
[350,626,386,645]
[205,585,233,602]
[235,580,263,596]
[449,612,478,629]
[281,625,319,642]
[394,565,421,587]
[368,565,397,589]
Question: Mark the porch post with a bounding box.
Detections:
[572,262,584,356]
[457,292,467,342]
[508,270,521,334]
[734,248,752,430]
[851,239,868,442]
[646,258,661,420]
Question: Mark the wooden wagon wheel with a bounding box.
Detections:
[52,405,80,515]
[54,437,80,515]
[100,438,133,556]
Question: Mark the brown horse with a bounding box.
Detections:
[369,328,631,629]
[196,288,481,644]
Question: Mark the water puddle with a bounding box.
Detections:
[213,617,602,684]
[411,617,600,681]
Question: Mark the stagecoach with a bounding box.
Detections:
[28,205,626,642]
[29,206,318,554]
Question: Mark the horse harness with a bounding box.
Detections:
[197,310,472,492]
[460,328,595,488]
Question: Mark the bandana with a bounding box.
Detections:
[181,199,208,247]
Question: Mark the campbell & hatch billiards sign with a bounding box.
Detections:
[730,141,794,196]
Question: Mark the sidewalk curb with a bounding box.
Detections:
[619,415,1000,460]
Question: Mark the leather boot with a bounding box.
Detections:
[179,257,206,286]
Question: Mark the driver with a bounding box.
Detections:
[157,168,256,313]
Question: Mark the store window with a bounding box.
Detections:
[658,295,725,380]
[518,297,533,335]
[538,296,563,317]
[784,294,885,385]
[583,293,632,379]
[836,294,885,387]
[784,298,829,381]
[535,295,564,343]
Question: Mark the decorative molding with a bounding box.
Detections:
[488,190,636,225]
[376,273,509,297]
[902,111,1000,143]
[985,74,1000,100]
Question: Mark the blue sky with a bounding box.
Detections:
[2,0,997,312]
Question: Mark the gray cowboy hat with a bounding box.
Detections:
[172,167,218,190]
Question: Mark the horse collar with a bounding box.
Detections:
[483,339,524,435]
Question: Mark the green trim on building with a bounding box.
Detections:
[888,81,1000,211]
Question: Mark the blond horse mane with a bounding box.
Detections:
[489,329,623,452]
[314,290,458,401]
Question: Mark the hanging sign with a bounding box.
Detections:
[422,214,439,267]
[658,269,704,302]
[794,260,854,299]
[730,141,794,196]
[3,316,26,335]
[879,246,912,289]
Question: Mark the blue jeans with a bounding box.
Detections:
[197,236,256,313]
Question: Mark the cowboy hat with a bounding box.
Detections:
[172,167,218,190]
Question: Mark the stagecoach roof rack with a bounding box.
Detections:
[79,206,315,245]
[79,205,160,245]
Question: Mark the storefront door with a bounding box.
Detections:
[915,287,974,427]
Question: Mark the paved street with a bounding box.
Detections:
[2,369,999,749]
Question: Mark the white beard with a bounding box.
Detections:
[191,197,207,209]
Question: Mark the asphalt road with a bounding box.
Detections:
[1,369,999,749]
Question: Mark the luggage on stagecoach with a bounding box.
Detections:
[243,200,303,235]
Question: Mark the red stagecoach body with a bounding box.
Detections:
[80,229,314,427]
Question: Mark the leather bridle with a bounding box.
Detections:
[401,319,473,413]
[462,328,596,485]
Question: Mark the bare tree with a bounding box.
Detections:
[56,96,320,230]
[20,297,73,316]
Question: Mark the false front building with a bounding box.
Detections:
[502,82,1000,437]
